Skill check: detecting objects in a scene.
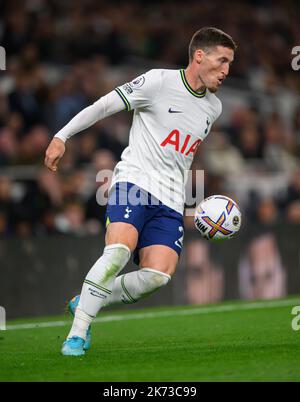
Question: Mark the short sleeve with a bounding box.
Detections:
[213,97,222,122]
[115,69,163,111]
[215,98,222,120]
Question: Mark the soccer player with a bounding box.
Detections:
[45,27,236,356]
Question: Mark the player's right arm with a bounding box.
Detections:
[44,69,163,172]
[44,90,125,171]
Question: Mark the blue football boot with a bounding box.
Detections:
[68,295,92,351]
[61,336,85,356]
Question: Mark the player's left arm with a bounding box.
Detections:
[203,96,222,140]
[211,97,223,126]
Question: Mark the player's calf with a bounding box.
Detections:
[103,268,171,306]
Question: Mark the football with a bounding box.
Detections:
[194,195,242,242]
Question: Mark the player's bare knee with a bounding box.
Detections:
[105,222,138,252]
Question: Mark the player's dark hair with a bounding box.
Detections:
[189,27,237,61]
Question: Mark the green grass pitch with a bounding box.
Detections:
[1,297,300,382]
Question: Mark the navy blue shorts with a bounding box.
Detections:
[105,182,184,265]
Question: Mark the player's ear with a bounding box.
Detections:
[194,49,204,64]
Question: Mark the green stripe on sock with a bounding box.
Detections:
[84,279,112,295]
[121,275,137,303]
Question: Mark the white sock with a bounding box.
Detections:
[103,268,171,307]
[68,243,130,339]
[67,307,94,340]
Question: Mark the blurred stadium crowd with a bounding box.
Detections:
[0,0,300,237]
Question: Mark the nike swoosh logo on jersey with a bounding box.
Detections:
[168,108,182,113]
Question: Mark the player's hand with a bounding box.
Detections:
[44,138,65,172]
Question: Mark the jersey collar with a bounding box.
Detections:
[180,69,206,98]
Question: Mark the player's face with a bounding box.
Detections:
[197,46,234,93]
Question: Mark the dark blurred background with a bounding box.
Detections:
[1,0,300,318]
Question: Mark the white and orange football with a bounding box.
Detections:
[194,195,242,242]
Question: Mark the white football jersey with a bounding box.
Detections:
[111,69,222,215]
